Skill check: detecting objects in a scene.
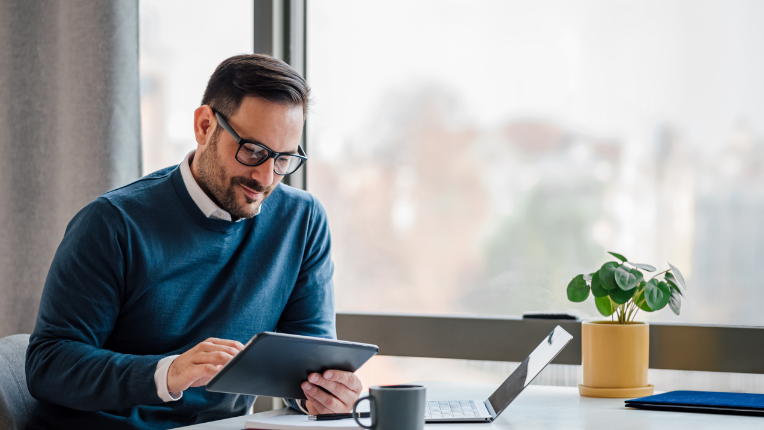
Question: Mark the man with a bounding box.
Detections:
[25,54,361,429]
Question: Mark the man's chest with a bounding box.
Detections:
[104,231,303,354]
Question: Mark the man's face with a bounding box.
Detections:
[192,96,304,220]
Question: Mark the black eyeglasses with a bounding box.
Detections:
[212,108,307,176]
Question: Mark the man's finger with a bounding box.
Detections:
[196,343,241,357]
[323,370,362,393]
[307,374,354,407]
[304,391,333,415]
[204,337,245,350]
[189,363,222,381]
[193,351,235,366]
[302,382,346,413]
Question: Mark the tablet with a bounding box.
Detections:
[205,332,378,400]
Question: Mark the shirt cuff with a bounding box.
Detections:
[297,399,310,414]
[155,355,182,402]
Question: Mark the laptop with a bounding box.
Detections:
[424,325,573,423]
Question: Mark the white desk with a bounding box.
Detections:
[174,381,763,429]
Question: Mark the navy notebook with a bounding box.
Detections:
[626,391,764,417]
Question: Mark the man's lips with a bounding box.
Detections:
[240,184,263,200]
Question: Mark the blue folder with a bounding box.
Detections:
[626,391,764,417]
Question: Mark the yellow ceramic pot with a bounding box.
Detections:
[578,321,655,398]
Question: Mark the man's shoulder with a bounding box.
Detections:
[100,165,178,210]
[268,183,326,217]
[67,166,178,233]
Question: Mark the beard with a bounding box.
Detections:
[194,132,275,220]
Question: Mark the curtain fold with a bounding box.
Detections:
[0,0,141,337]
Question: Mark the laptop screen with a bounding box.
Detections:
[485,325,573,418]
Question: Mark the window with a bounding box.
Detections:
[139,0,253,174]
[307,0,764,326]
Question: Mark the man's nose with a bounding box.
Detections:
[250,158,275,187]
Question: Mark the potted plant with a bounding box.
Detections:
[567,252,687,398]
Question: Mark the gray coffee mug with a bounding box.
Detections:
[352,385,426,430]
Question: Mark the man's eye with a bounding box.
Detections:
[242,145,266,158]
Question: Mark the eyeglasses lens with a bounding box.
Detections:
[274,155,302,175]
[237,143,269,165]
[236,143,303,175]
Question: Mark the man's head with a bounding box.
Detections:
[191,54,310,220]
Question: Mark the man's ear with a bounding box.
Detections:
[194,105,216,146]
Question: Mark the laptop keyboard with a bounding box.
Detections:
[425,400,480,419]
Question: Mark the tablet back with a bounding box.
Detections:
[205,332,378,400]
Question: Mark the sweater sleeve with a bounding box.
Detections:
[276,196,336,339]
[25,197,164,411]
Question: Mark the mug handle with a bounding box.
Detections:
[352,395,374,429]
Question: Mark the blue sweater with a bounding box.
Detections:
[25,166,335,429]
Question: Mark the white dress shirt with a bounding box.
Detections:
[153,151,259,402]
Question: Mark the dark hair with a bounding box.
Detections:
[201,54,310,119]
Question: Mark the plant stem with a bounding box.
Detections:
[626,302,636,323]
[649,269,670,281]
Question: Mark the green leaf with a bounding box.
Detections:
[630,268,644,285]
[665,279,684,297]
[665,272,686,296]
[595,295,616,316]
[632,263,656,272]
[669,286,682,315]
[667,262,687,291]
[598,262,619,290]
[608,252,628,262]
[590,272,609,297]
[567,274,590,302]
[614,266,638,290]
[633,288,653,312]
[609,283,636,304]
[645,279,671,311]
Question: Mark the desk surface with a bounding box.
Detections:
[175,381,763,429]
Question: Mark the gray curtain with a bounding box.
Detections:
[0,0,141,337]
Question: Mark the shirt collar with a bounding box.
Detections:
[179,150,259,222]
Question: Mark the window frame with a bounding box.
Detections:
[337,312,764,374]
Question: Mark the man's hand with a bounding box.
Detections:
[167,338,244,394]
[301,370,363,414]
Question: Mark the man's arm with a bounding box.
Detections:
[275,196,336,338]
[25,198,165,411]
[26,198,244,410]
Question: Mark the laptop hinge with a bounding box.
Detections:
[484,400,498,420]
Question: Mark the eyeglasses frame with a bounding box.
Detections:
[211,107,307,176]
